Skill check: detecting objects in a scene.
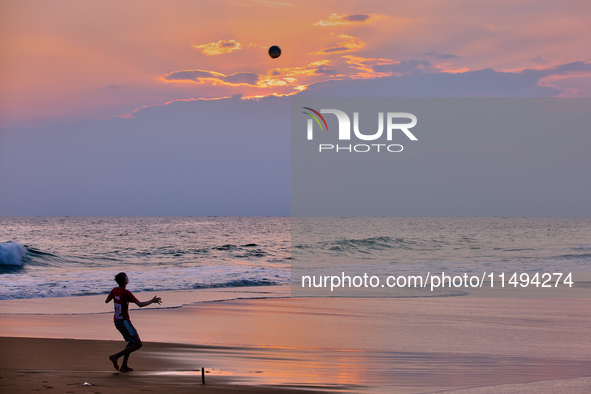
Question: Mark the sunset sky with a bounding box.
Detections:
[1,0,590,216]
[1,0,590,128]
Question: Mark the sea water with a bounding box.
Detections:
[292,217,591,297]
[292,217,591,273]
[1,217,590,300]
[0,217,290,300]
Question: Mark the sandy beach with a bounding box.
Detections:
[2,286,591,393]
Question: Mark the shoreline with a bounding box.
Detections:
[0,285,291,315]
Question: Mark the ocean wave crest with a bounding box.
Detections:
[0,242,27,268]
[315,236,445,254]
[192,278,277,289]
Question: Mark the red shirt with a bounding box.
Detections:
[107,287,139,321]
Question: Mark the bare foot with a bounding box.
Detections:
[120,366,133,372]
[109,355,119,371]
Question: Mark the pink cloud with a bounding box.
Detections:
[192,39,242,55]
[314,13,375,26]
[314,35,365,55]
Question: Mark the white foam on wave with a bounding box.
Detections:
[0,264,291,300]
[0,242,26,266]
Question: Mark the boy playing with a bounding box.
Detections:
[105,272,161,372]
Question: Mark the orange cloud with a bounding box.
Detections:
[158,60,346,96]
[314,13,374,26]
[258,63,347,91]
[314,35,365,55]
[344,56,432,79]
[438,66,471,74]
[257,60,340,87]
[160,69,259,86]
[343,55,398,78]
[192,39,242,55]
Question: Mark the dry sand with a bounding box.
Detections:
[2,286,591,393]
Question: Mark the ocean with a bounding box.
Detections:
[292,217,591,297]
[1,217,590,300]
[0,217,290,300]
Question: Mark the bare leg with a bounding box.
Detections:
[109,341,142,372]
[109,355,119,371]
[121,341,141,371]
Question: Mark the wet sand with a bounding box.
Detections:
[0,337,335,393]
[2,286,591,393]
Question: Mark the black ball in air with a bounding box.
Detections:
[269,46,281,59]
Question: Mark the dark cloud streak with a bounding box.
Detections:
[423,52,461,60]
[323,47,349,54]
[343,14,370,22]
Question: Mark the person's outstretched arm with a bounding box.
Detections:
[105,290,114,303]
[134,296,162,308]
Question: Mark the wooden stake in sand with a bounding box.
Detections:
[202,367,205,384]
